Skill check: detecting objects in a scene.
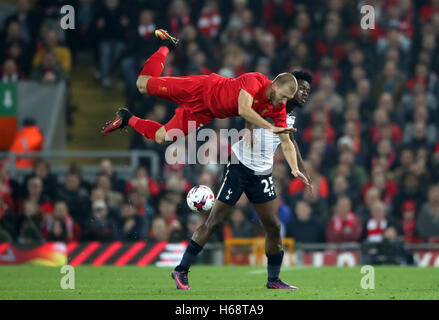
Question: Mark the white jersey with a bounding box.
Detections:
[231,113,296,172]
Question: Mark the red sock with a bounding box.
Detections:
[139,46,169,77]
[128,116,163,141]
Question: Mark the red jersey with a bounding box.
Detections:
[201,73,287,128]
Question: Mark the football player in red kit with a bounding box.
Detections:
[102,29,298,144]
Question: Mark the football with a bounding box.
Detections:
[186,185,215,213]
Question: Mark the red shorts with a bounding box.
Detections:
[147,76,214,138]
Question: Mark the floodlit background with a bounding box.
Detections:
[0,0,438,268]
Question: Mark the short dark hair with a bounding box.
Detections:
[291,70,313,84]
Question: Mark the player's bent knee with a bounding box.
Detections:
[155,127,167,145]
[265,221,281,238]
[136,75,151,94]
[205,219,222,232]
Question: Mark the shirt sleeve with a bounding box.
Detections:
[238,73,266,98]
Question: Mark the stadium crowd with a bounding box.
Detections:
[0,0,439,253]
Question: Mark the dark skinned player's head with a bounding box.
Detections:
[268,72,298,107]
[286,70,313,113]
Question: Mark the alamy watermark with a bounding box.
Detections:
[360,5,375,30]
[60,265,75,290]
[163,121,283,171]
[360,265,375,290]
[60,5,75,30]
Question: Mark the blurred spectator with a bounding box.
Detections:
[17,200,44,245]
[96,173,124,211]
[286,201,324,243]
[328,174,357,208]
[371,138,396,170]
[326,196,362,243]
[364,201,393,243]
[181,24,215,74]
[263,0,294,40]
[197,168,218,191]
[362,226,414,265]
[0,196,17,241]
[68,163,93,193]
[161,163,192,193]
[369,108,403,146]
[314,12,346,64]
[45,200,80,242]
[391,171,426,219]
[99,158,126,193]
[0,58,22,82]
[356,187,381,223]
[157,195,179,233]
[416,184,439,243]
[397,200,421,244]
[30,51,69,83]
[289,159,329,201]
[0,223,13,242]
[4,0,41,49]
[17,176,53,215]
[83,200,115,241]
[362,166,398,206]
[22,159,58,201]
[308,74,344,115]
[95,0,129,88]
[71,0,96,52]
[198,0,221,39]
[149,217,168,241]
[391,147,415,185]
[32,29,71,74]
[56,172,90,228]
[302,109,337,145]
[168,0,192,36]
[403,104,437,145]
[372,60,407,105]
[8,118,44,169]
[0,161,18,211]
[115,202,147,241]
[125,166,160,198]
[329,149,368,193]
[223,206,254,265]
[121,8,156,103]
[403,120,437,150]
[127,187,149,218]
[224,206,255,238]
[46,218,68,242]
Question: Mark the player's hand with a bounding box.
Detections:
[272,126,297,134]
[292,169,310,186]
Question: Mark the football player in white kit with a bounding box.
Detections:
[172,71,312,290]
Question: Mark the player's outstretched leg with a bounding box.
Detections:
[253,201,298,290]
[155,29,180,50]
[101,108,164,142]
[101,108,132,135]
[171,200,234,290]
[136,29,180,94]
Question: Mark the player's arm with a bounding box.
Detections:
[279,132,310,185]
[244,120,255,148]
[290,132,313,191]
[238,90,294,134]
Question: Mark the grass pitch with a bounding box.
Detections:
[0,265,438,300]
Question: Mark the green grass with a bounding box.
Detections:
[0,265,438,300]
